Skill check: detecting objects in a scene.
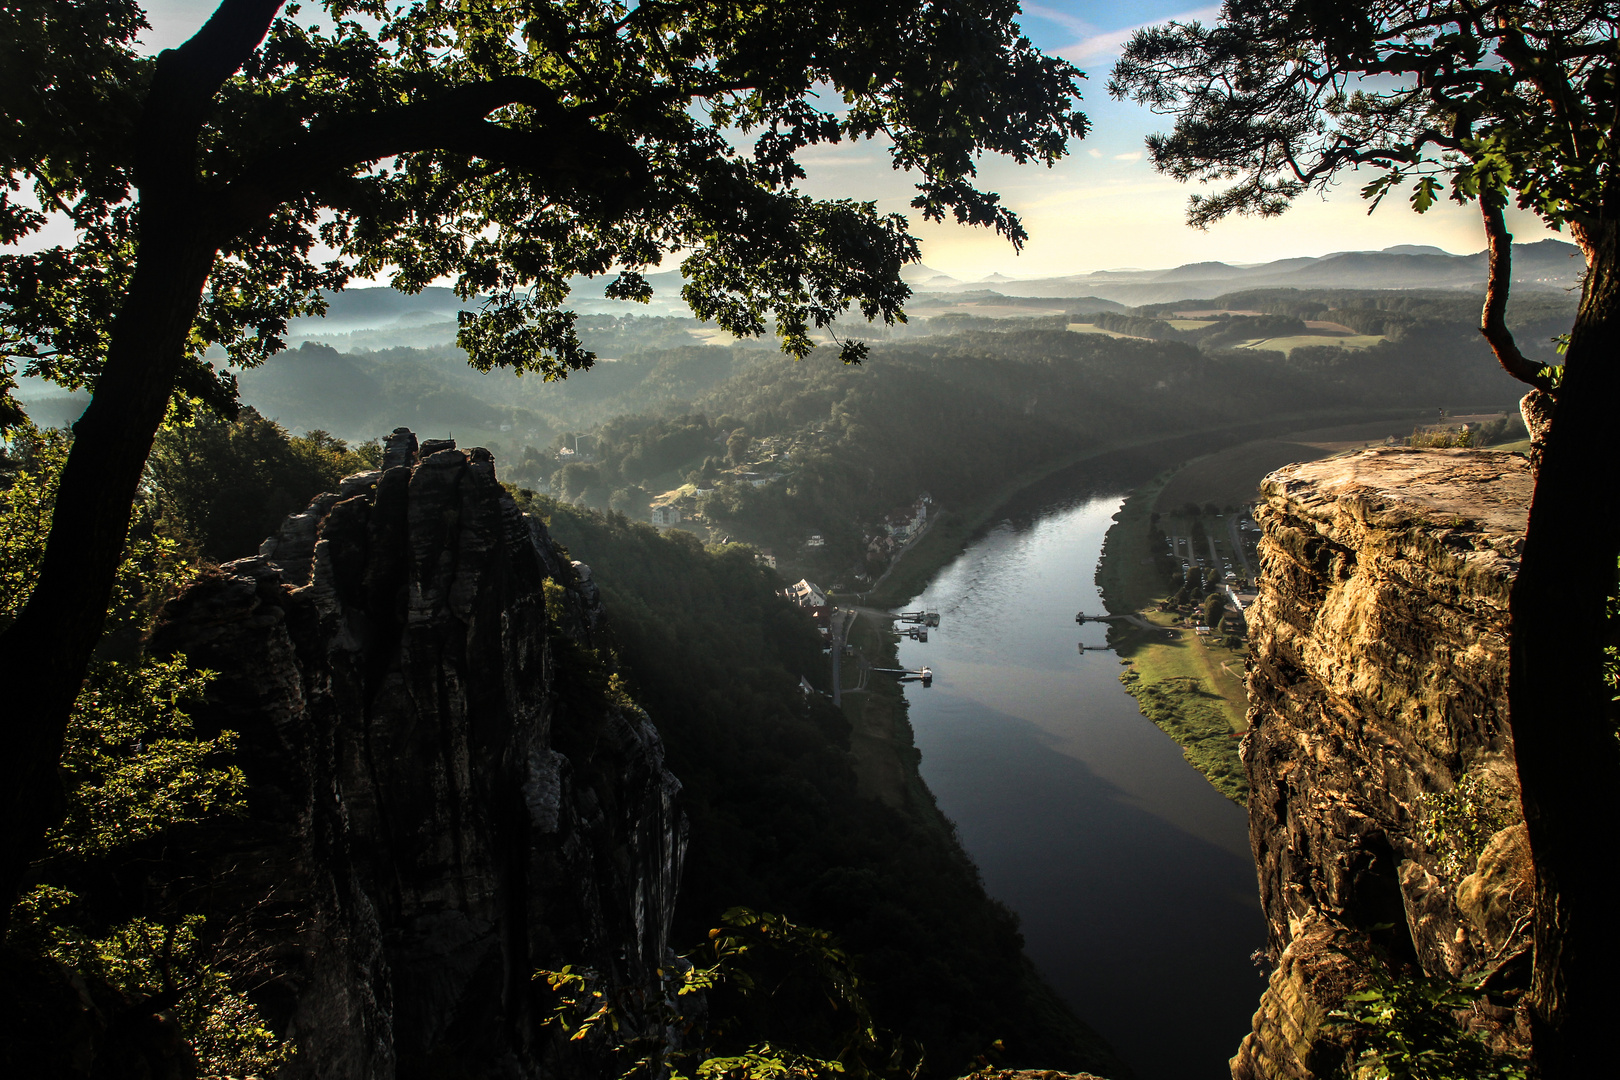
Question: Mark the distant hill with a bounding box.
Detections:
[900,262,962,287]
[915,240,1584,305]
[290,286,471,331]
[268,240,1583,356]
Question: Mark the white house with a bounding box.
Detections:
[651,505,681,527]
[786,578,828,612]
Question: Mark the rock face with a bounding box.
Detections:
[148,429,685,1079]
[1233,448,1534,1079]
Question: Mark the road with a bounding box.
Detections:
[829,608,858,706]
[1225,514,1253,578]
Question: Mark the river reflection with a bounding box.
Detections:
[893,486,1265,1080]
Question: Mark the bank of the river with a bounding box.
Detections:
[835,604,1133,1077]
[887,486,1266,1080]
[1091,415,1487,803]
[860,407,1433,611]
[1096,476,1250,803]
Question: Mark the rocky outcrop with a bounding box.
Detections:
[146,428,685,1079]
[1233,448,1534,1079]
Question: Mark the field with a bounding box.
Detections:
[1094,474,1250,803]
[1238,333,1386,353]
[1065,321,1142,339]
[1096,416,1455,804]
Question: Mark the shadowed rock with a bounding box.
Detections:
[148,432,685,1080]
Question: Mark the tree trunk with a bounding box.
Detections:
[0,199,219,929]
[0,1,283,931]
[1511,211,1620,1077]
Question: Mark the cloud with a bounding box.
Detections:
[1114,152,1144,162]
[1053,5,1221,64]
[1088,148,1103,158]
[1021,3,1098,39]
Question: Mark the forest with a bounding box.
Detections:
[8,0,1618,1076]
[0,409,1120,1076]
[0,274,1541,1075]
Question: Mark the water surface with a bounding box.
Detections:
[893,475,1266,1080]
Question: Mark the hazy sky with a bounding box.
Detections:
[131,1,1560,279]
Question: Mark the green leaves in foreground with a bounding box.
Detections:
[3,422,281,1073]
[50,657,243,858]
[1329,967,1527,1080]
[540,908,919,1080]
[12,889,292,1078]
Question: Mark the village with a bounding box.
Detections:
[541,423,939,598]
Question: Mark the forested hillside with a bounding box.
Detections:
[0,415,1119,1077]
[522,319,1526,580]
[170,288,1542,587]
[206,284,1565,476]
[531,497,1118,1073]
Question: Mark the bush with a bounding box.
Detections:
[146,408,375,560]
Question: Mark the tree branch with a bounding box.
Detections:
[1480,195,1556,393]
[219,76,647,228]
[138,0,286,190]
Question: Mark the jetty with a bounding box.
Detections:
[871,665,934,687]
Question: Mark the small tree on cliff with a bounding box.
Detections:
[1111,4,1619,1074]
[0,0,1086,928]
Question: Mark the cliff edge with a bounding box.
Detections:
[145,428,685,1079]
[1234,447,1534,1079]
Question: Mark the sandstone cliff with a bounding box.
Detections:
[1233,448,1534,1079]
[142,428,685,1079]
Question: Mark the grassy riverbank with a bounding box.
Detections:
[1097,474,1251,803]
[1094,416,1452,804]
[856,410,1456,805]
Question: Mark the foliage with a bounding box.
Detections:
[49,657,243,858]
[541,908,906,1080]
[2,420,282,1074]
[1329,966,1528,1080]
[1607,556,1620,726]
[507,306,1531,592]
[1405,427,1473,449]
[1,423,199,635]
[1108,1,1615,232]
[1419,773,1516,881]
[1,0,1087,421]
[145,406,376,560]
[11,888,292,1078]
[1,424,194,632]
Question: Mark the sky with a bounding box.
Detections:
[124,1,1560,280]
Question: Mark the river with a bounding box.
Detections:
[891,467,1267,1080]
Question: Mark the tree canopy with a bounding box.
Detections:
[1109,0,1613,233]
[2,0,1086,417]
[1109,0,1608,391]
[0,0,1090,944]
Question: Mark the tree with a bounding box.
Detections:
[726,426,751,467]
[0,0,1085,919]
[145,407,374,560]
[1,429,288,1076]
[1111,4,1619,1073]
[1201,590,1226,631]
